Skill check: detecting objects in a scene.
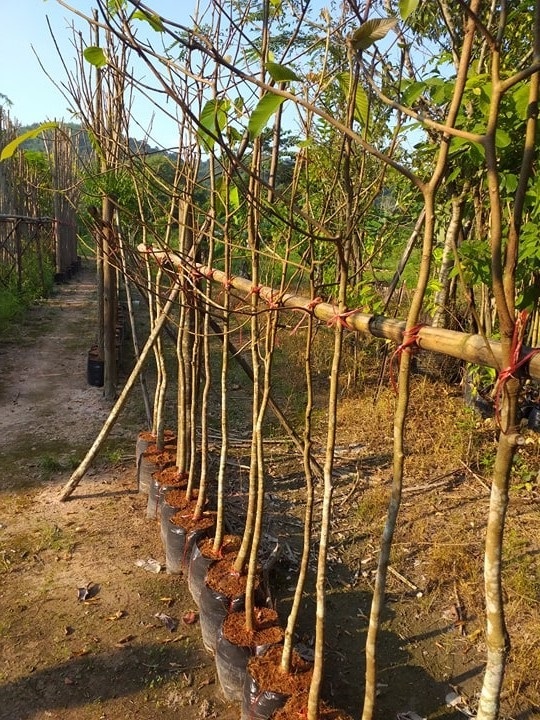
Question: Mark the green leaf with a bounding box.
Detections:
[401,80,425,106]
[229,184,240,211]
[197,98,230,151]
[449,135,485,162]
[1,122,58,161]
[465,73,490,89]
[445,167,461,184]
[349,18,398,52]
[265,62,300,83]
[495,128,511,149]
[337,72,369,126]
[501,173,518,194]
[248,93,286,139]
[132,9,164,32]
[512,82,530,119]
[107,0,126,14]
[83,46,108,68]
[399,0,419,21]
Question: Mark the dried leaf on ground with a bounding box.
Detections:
[155,612,179,632]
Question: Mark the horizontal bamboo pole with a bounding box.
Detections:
[138,245,540,382]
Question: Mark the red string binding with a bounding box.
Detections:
[261,288,281,309]
[306,296,323,311]
[326,307,357,329]
[494,310,540,430]
[389,324,425,392]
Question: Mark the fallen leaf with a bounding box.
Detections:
[182,610,199,625]
[442,605,460,622]
[163,637,185,646]
[107,609,127,621]
[155,612,179,632]
[77,583,100,601]
[70,648,91,658]
[116,634,135,646]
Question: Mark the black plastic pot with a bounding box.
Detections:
[138,452,156,495]
[87,350,104,387]
[138,451,175,496]
[146,473,178,520]
[165,520,213,575]
[160,491,185,547]
[241,671,288,720]
[187,541,214,607]
[216,625,251,702]
[135,432,152,470]
[216,624,276,703]
[240,646,312,720]
[198,581,245,654]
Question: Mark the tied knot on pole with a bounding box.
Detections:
[390,324,425,392]
[306,296,323,311]
[203,268,214,280]
[494,310,540,431]
[261,287,282,310]
[222,275,234,290]
[247,284,263,300]
[326,307,357,330]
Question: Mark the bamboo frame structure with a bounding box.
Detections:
[137,244,540,382]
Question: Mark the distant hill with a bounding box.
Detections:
[18,122,169,158]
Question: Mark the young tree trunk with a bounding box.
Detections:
[432,193,465,328]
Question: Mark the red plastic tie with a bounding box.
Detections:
[307,296,323,311]
[261,288,281,309]
[494,311,540,430]
[248,284,263,298]
[326,307,357,329]
[389,324,425,392]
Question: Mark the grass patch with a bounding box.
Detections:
[356,486,389,525]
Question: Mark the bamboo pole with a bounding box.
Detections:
[58,278,181,501]
[137,245,540,381]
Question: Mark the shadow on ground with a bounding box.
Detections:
[0,642,206,720]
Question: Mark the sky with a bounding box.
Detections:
[2,1,195,147]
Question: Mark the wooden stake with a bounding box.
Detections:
[58,279,180,501]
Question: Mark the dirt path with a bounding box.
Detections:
[0,267,236,720]
[0,270,110,448]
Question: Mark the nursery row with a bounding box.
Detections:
[136,429,353,720]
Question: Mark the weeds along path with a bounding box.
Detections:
[0,265,111,451]
[0,264,236,720]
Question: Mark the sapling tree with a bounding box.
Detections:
[54,1,540,718]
